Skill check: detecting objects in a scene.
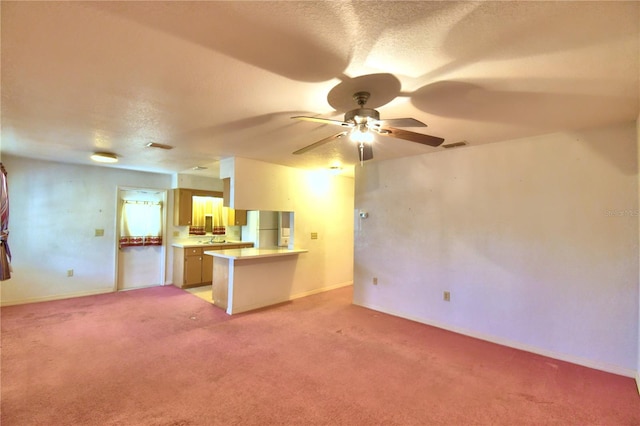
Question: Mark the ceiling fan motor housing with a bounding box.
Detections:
[344,108,380,124]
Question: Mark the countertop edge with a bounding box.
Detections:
[204,248,308,260]
[172,242,254,248]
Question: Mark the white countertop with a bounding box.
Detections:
[204,247,308,260]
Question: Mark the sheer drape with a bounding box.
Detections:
[191,196,227,235]
[119,201,163,248]
[0,163,11,280]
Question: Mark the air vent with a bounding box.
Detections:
[442,141,468,149]
[192,166,208,171]
[145,142,174,150]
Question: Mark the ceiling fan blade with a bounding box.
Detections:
[293,131,349,155]
[377,126,444,147]
[291,116,353,127]
[378,118,427,128]
[357,143,374,162]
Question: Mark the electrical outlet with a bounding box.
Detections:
[310,232,318,240]
[173,231,180,237]
[373,277,378,285]
[443,291,451,302]
[95,228,104,237]
[67,269,74,277]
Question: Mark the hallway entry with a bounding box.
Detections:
[116,187,167,291]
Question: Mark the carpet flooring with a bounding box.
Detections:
[1,285,638,425]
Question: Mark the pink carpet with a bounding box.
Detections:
[1,285,638,425]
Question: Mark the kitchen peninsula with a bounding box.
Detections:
[205,247,308,315]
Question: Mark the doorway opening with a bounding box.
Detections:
[116,187,168,291]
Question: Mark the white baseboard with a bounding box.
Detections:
[636,371,640,396]
[117,283,164,292]
[354,301,636,379]
[1,288,114,307]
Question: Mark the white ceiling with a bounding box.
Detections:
[2,1,638,177]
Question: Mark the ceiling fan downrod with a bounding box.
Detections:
[353,91,370,107]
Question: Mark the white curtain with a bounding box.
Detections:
[120,201,163,247]
[191,196,228,235]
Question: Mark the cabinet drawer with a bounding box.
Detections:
[185,247,203,256]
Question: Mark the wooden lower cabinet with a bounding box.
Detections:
[184,254,203,286]
[202,252,213,283]
[173,243,253,288]
[173,247,204,288]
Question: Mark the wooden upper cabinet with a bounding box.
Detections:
[233,209,247,226]
[223,178,231,207]
[174,188,193,226]
[174,188,227,227]
[226,208,247,226]
[174,186,245,227]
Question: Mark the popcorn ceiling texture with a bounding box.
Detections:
[2,1,637,174]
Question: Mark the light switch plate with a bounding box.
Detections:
[95,229,104,237]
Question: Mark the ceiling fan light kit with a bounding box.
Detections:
[350,124,374,144]
[292,89,445,164]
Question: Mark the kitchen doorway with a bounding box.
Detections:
[116,187,167,291]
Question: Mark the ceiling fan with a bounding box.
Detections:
[291,91,444,163]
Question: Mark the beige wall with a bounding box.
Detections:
[2,155,355,305]
[222,157,354,298]
[354,122,638,376]
[1,155,172,305]
[172,173,224,191]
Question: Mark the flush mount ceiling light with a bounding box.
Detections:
[90,152,118,163]
[192,166,208,170]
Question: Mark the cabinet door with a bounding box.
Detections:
[174,189,193,226]
[184,255,202,285]
[202,252,213,284]
[234,209,247,226]
[223,178,231,207]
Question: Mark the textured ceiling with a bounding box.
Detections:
[1,1,638,177]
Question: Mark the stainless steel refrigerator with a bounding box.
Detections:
[245,210,279,248]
